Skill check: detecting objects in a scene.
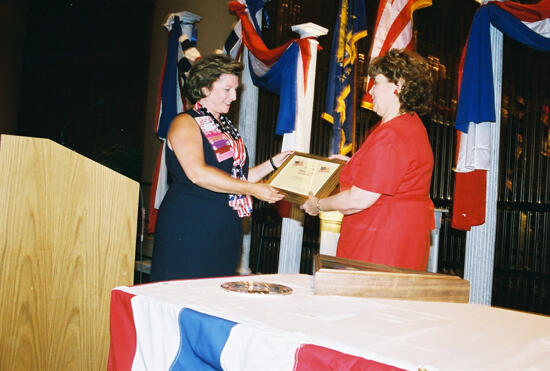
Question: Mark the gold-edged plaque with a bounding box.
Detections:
[267,152,345,204]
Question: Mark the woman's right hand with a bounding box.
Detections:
[300,192,320,216]
[329,154,351,162]
[250,183,285,204]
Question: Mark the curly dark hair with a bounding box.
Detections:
[185,54,243,103]
[368,49,433,116]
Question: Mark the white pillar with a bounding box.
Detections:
[237,3,266,275]
[464,24,502,305]
[427,209,448,273]
[278,23,328,273]
[175,11,201,36]
[238,48,259,275]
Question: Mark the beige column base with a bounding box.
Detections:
[319,211,343,256]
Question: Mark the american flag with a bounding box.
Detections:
[361,0,432,110]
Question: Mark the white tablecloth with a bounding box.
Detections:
[110,274,550,371]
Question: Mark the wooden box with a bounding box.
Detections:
[314,254,470,303]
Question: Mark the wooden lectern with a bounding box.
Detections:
[0,135,139,370]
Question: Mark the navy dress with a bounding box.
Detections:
[150,112,248,281]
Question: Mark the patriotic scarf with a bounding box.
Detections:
[193,102,253,217]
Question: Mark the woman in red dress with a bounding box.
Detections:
[301,49,434,270]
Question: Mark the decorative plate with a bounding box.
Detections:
[220,281,293,295]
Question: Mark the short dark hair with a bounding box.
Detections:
[185,54,243,103]
[368,49,433,116]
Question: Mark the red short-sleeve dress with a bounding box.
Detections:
[336,112,435,270]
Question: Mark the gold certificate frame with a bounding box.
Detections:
[267,152,345,204]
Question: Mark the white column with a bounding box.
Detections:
[278,23,328,273]
[427,209,448,273]
[237,4,265,275]
[463,24,503,305]
[176,11,201,36]
[238,48,259,275]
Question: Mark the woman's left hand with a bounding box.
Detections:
[300,192,320,216]
[271,151,294,169]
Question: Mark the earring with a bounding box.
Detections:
[393,89,398,95]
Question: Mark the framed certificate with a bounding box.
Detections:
[266,152,345,204]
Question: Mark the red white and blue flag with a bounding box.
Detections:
[107,288,406,371]
[452,0,550,230]
[223,0,268,59]
[148,14,201,233]
[361,0,432,110]
[226,0,315,136]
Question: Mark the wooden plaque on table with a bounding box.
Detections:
[314,254,470,303]
[266,152,345,204]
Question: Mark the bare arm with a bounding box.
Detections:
[300,186,381,216]
[248,151,293,183]
[167,114,284,203]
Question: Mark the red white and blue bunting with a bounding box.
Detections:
[452,0,550,230]
[148,13,201,233]
[226,0,317,136]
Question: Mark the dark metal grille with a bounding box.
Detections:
[413,0,479,279]
[492,36,550,314]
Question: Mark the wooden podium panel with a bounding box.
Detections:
[314,254,470,303]
[0,135,139,371]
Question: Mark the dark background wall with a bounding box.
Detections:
[0,0,29,135]
[12,0,154,180]
[4,0,235,183]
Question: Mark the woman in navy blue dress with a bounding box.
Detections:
[150,55,290,281]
